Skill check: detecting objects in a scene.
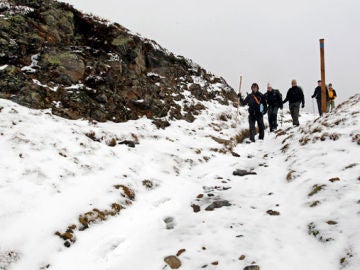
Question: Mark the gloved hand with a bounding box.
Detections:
[301,104,305,108]
[239,96,245,104]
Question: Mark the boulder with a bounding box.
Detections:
[244,266,260,270]
[205,200,231,211]
[233,169,257,176]
[39,50,85,84]
[164,256,181,269]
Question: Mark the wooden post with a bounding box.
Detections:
[235,75,243,124]
[239,75,243,96]
[319,39,327,113]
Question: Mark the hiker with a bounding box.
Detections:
[311,80,329,116]
[327,83,337,111]
[239,83,267,142]
[264,83,283,132]
[282,79,305,126]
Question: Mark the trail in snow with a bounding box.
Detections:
[1,96,359,270]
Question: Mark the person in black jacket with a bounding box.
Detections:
[239,83,267,142]
[264,83,283,132]
[283,79,304,126]
[311,80,329,116]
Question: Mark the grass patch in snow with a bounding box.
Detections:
[55,184,135,247]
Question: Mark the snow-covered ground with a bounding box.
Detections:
[0,94,359,270]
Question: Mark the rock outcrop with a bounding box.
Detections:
[0,0,236,125]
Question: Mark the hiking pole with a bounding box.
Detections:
[280,109,283,127]
[312,98,316,119]
[235,75,243,125]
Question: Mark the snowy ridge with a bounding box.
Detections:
[0,94,360,270]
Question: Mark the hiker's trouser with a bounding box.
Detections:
[289,102,301,126]
[249,113,265,141]
[316,99,322,116]
[327,100,335,112]
[267,106,279,131]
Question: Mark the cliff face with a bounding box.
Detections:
[0,0,236,126]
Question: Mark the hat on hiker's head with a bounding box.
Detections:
[251,83,259,90]
[329,83,333,87]
[267,83,271,88]
[291,79,297,85]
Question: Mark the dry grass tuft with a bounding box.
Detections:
[308,184,326,197]
[219,113,231,121]
[299,136,311,146]
[107,138,117,147]
[344,163,357,170]
[275,130,287,137]
[311,127,322,134]
[286,170,296,182]
[329,177,340,183]
[85,130,100,142]
[210,135,232,145]
[310,200,320,207]
[131,133,139,144]
[234,129,250,144]
[55,184,136,246]
[142,179,155,190]
[114,184,136,200]
[352,134,360,145]
[281,143,290,153]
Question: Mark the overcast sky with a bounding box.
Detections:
[62,0,360,110]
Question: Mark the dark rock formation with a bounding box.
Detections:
[205,200,231,211]
[164,255,182,269]
[0,0,237,125]
[233,169,257,176]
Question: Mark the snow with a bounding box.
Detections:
[32,79,59,92]
[0,1,33,16]
[65,84,85,90]
[147,72,165,79]
[0,94,359,270]
[21,54,39,73]
[0,65,8,71]
[107,53,120,62]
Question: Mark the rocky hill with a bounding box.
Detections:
[0,0,235,126]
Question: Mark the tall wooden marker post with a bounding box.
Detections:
[235,75,243,125]
[319,39,327,113]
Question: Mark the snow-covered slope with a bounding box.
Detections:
[0,94,359,270]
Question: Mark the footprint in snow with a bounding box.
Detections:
[97,237,126,258]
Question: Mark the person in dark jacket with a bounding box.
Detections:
[311,80,329,116]
[264,83,283,132]
[283,79,305,126]
[239,83,267,142]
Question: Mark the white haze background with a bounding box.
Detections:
[61,0,360,110]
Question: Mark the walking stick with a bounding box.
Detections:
[235,75,243,125]
[312,98,316,119]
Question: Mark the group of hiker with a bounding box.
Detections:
[239,80,338,143]
[311,80,337,116]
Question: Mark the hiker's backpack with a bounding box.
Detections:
[274,89,282,105]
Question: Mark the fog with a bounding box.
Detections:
[62,0,360,111]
